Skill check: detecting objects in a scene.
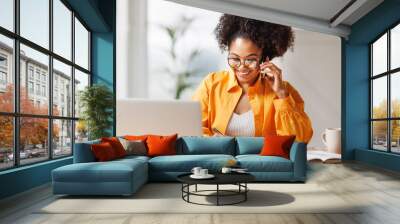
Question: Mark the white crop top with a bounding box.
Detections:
[225,110,255,137]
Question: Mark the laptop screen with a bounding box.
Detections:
[116,99,203,136]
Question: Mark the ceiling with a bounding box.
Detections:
[226,0,353,24]
[166,0,384,38]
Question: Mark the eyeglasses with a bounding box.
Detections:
[227,57,260,69]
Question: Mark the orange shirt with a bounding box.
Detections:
[192,69,313,143]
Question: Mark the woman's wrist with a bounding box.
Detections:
[276,88,289,98]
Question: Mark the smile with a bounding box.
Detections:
[237,72,250,76]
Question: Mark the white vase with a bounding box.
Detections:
[321,128,341,154]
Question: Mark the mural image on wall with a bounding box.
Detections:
[144,0,342,148]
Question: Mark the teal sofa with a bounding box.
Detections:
[52,136,307,196]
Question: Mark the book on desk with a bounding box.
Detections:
[307,148,341,164]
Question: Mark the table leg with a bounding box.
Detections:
[245,183,247,201]
[217,184,219,206]
[187,184,190,202]
[195,184,198,192]
[181,184,183,199]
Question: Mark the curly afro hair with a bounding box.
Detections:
[214,14,294,60]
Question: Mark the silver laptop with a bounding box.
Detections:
[116,99,203,136]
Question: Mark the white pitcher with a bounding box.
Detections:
[321,128,341,154]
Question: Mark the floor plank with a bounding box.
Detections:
[0,162,400,224]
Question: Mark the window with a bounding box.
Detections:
[372,34,387,77]
[0,54,8,89]
[28,67,34,80]
[370,23,400,154]
[0,71,6,84]
[28,81,34,94]
[0,0,14,31]
[75,18,89,70]
[0,54,7,89]
[20,0,49,49]
[0,116,13,170]
[42,85,46,97]
[74,69,89,118]
[19,117,49,165]
[36,83,40,95]
[53,119,72,158]
[0,34,13,113]
[53,59,72,117]
[54,88,58,105]
[53,0,72,60]
[0,0,91,170]
[35,70,41,81]
[0,54,7,67]
[0,70,7,92]
[391,23,400,70]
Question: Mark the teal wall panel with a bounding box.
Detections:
[342,43,369,159]
[343,0,400,171]
[92,32,114,87]
[91,32,115,135]
[65,0,110,32]
[0,0,116,200]
[355,148,400,172]
[0,158,72,199]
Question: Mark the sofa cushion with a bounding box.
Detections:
[235,137,264,155]
[101,137,127,158]
[114,155,150,164]
[74,140,100,163]
[148,154,235,172]
[177,137,236,155]
[53,158,147,183]
[124,135,148,141]
[236,155,293,172]
[91,142,118,161]
[118,138,147,156]
[260,135,296,159]
[147,134,178,157]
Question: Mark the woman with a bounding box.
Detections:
[192,14,313,143]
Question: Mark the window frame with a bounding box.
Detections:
[370,20,400,154]
[0,0,92,171]
[0,53,8,90]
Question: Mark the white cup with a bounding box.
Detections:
[200,169,208,176]
[191,167,202,176]
[321,128,341,154]
[221,167,231,173]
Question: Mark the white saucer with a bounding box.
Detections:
[190,174,215,179]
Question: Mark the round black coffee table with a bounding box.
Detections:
[177,173,255,206]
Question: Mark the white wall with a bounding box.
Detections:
[116,0,148,99]
[274,29,341,149]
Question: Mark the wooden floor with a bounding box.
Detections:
[1,162,400,224]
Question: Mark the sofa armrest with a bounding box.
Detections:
[73,140,100,163]
[289,142,307,181]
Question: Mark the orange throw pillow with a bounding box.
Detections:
[124,135,148,141]
[146,134,178,157]
[101,137,127,158]
[260,135,296,159]
[91,142,117,161]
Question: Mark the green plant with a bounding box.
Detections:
[159,15,203,99]
[79,84,114,140]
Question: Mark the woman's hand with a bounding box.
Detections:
[212,128,224,137]
[213,133,224,137]
[260,60,289,98]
